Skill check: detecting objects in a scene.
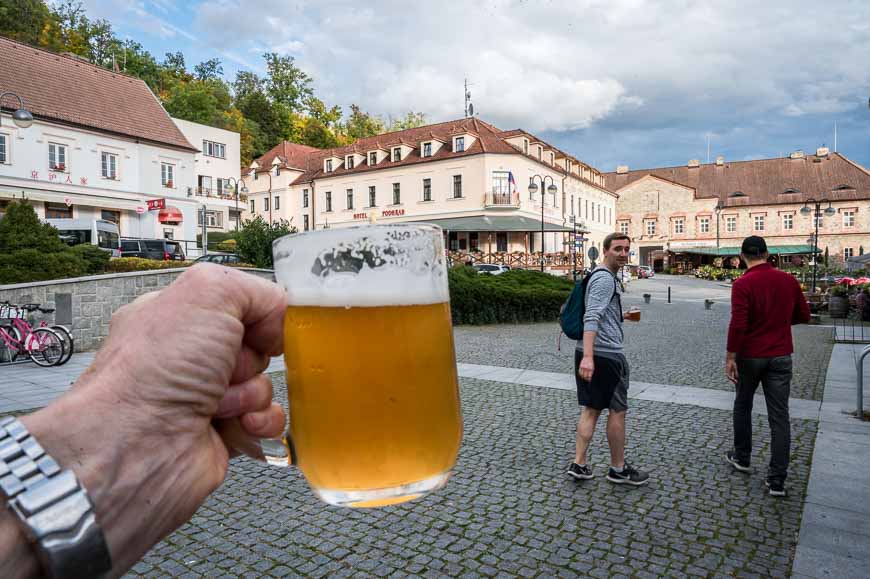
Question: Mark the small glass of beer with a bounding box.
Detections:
[254,224,462,508]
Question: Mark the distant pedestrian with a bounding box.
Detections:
[568,233,648,486]
[725,236,811,497]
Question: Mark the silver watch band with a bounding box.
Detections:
[0,416,112,579]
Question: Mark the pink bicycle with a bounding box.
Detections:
[0,303,67,367]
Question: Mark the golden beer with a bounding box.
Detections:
[283,302,462,507]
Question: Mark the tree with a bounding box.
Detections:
[343,104,386,141]
[236,91,285,157]
[0,0,52,45]
[301,117,340,149]
[163,79,232,126]
[236,216,296,269]
[0,200,66,253]
[263,52,313,112]
[388,111,427,131]
[194,58,223,81]
[232,70,264,102]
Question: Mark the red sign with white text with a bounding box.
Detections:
[147,199,166,211]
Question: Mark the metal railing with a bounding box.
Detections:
[857,345,869,420]
[188,186,248,202]
[483,191,520,207]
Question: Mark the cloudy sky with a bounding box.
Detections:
[81,0,870,171]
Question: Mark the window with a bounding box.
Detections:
[496,232,508,252]
[198,175,213,194]
[585,200,588,219]
[44,202,72,219]
[619,221,629,235]
[392,183,401,205]
[250,199,255,213]
[673,218,685,234]
[202,140,225,158]
[303,215,309,231]
[392,148,401,162]
[726,215,737,233]
[274,196,280,210]
[49,143,67,170]
[699,217,710,234]
[346,156,354,169]
[537,145,543,160]
[845,247,855,260]
[369,186,377,207]
[161,163,174,186]
[325,159,333,173]
[423,142,432,157]
[783,214,794,230]
[264,197,269,211]
[470,232,479,251]
[303,189,309,208]
[346,189,354,210]
[325,191,332,212]
[0,134,8,164]
[754,215,765,231]
[101,152,117,179]
[422,179,431,202]
[492,172,509,196]
[645,220,657,236]
[274,166,280,177]
[101,210,120,224]
[550,152,555,165]
[844,210,856,228]
[369,152,377,165]
[455,136,465,152]
[197,210,223,228]
[453,175,462,198]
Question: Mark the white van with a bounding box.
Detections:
[47,218,121,257]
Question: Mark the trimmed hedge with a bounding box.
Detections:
[448,266,573,325]
[106,258,193,273]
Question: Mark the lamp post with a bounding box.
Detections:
[800,197,836,293]
[224,177,249,232]
[714,201,723,251]
[528,175,558,272]
[0,92,34,129]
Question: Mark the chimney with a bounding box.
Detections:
[715,156,725,166]
[789,150,805,160]
[816,147,829,158]
[616,165,629,174]
[688,159,700,168]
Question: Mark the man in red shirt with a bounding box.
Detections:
[725,236,811,497]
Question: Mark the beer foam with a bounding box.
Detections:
[273,224,449,307]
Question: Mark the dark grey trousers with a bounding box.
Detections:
[733,355,793,482]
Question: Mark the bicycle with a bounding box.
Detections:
[12,303,75,366]
[0,304,65,367]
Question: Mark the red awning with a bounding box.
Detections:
[158,206,183,224]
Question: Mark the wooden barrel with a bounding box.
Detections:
[829,295,850,318]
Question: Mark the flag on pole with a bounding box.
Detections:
[508,171,518,195]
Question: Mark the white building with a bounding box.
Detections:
[0,37,201,248]
[244,118,616,270]
[172,118,242,233]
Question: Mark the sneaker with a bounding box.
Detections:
[606,463,649,486]
[726,451,751,473]
[765,479,787,497]
[567,463,594,480]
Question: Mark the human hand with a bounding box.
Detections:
[19,264,287,574]
[579,356,595,382]
[725,359,739,384]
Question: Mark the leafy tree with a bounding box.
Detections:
[236,216,296,269]
[264,52,313,112]
[0,0,52,45]
[388,111,427,131]
[301,118,340,149]
[232,70,264,101]
[343,104,385,141]
[194,58,223,81]
[163,79,232,126]
[237,90,286,157]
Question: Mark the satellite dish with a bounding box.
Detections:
[468,103,474,116]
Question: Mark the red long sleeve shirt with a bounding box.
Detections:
[727,263,811,358]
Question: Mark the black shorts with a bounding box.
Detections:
[575,350,629,411]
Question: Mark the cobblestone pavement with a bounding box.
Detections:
[127,375,816,578]
[454,282,833,401]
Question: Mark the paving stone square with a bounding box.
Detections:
[126,375,817,578]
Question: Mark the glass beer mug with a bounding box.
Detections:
[225,224,463,508]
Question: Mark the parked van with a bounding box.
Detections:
[47,218,121,257]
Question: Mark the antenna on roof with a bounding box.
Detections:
[464,78,474,118]
[834,121,838,152]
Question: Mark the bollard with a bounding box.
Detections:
[858,345,870,420]
[668,286,671,304]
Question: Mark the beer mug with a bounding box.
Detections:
[224,224,463,508]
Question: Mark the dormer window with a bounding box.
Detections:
[423,142,433,158]
[523,139,529,155]
[392,147,401,162]
[325,159,333,173]
[455,136,465,152]
[346,156,354,170]
[550,152,555,165]
[369,152,377,165]
[537,146,543,160]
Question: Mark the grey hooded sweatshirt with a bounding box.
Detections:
[577,266,624,355]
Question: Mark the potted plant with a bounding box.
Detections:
[53,163,66,171]
[828,284,850,318]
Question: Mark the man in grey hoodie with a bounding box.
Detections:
[567,233,649,486]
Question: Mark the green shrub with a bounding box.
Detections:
[236,216,296,268]
[68,244,111,275]
[448,266,572,325]
[196,231,237,248]
[0,249,88,284]
[217,238,237,252]
[106,258,192,273]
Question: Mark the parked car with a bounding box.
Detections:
[473,264,510,275]
[194,252,242,265]
[120,238,186,261]
[48,218,121,257]
[638,265,654,278]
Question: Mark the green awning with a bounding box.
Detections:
[410,215,574,232]
[671,244,819,256]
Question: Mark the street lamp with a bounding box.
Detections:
[224,177,249,231]
[528,175,558,272]
[0,92,34,128]
[800,197,836,293]
[714,200,723,251]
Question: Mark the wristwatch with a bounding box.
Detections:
[0,416,112,578]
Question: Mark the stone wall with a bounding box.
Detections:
[0,268,275,352]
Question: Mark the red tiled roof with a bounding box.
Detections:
[0,36,196,152]
[249,141,321,173]
[605,153,870,207]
